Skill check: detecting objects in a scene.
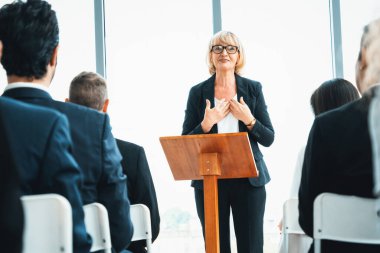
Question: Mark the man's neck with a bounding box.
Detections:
[7,75,50,88]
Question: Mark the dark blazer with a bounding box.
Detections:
[116,139,160,253]
[182,74,275,188]
[299,86,380,253]
[0,96,91,253]
[0,99,23,253]
[3,87,133,252]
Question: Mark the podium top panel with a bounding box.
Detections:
[159,132,258,180]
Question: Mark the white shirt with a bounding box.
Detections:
[215,95,239,133]
[4,82,49,93]
[289,146,306,198]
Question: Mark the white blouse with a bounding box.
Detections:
[215,95,239,133]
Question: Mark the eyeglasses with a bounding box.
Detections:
[211,45,239,54]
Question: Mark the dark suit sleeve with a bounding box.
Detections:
[39,115,92,253]
[0,120,23,253]
[98,115,133,252]
[182,86,205,135]
[249,83,274,147]
[134,146,160,241]
[126,145,160,252]
[298,118,324,237]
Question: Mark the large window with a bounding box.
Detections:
[3,0,380,252]
[222,1,332,249]
[105,0,212,251]
[0,0,96,100]
[341,0,380,84]
[106,1,333,252]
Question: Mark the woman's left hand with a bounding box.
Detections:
[230,97,254,125]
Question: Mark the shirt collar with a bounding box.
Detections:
[4,82,50,93]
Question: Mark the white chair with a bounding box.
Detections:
[84,203,112,253]
[313,193,380,253]
[281,198,312,253]
[369,92,380,197]
[130,204,153,253]
[21,193,73,253]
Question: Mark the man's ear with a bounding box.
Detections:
[65,98,69,103]
[50,45,59,67]
[102,99,109,113]
[359,47,368,71]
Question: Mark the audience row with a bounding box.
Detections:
[0,1,159,253]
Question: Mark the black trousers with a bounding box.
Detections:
[194,178,266,253]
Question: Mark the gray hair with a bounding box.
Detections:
[360,18,380,91]
[69,71,107,111]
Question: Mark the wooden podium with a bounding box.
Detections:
[159,132,258,253]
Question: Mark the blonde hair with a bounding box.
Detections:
[207,31,246,75]
[360,18,380,91]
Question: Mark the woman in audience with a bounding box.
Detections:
[278,78,360,253]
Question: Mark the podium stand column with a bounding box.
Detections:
[200,153,221,253]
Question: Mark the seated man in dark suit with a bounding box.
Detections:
[0,96,91,253]
[0,1,133,251]
[67,71,161,253]
[299,17,380,253]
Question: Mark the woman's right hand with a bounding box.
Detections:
[201,98,230,133]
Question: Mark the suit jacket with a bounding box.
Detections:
[0,99,23,253]
[116,139,160,252]
[182,74,275,188]
[299,86,380,253]
[0,96,91,253]
[3,87,133,252]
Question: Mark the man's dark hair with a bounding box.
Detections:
[69,71,108,111]
[0,0,59,79]
[310,78,360,116]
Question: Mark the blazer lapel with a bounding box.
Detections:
[202,75,218,133]
[236,74,249,132]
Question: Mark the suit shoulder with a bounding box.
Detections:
[116,139,143,152]
[54,100,107,121]
[1,97,64,121]
[238,75,262,87]
[189,75,214,93]
[236,75,262,95]
[316,98,362,125]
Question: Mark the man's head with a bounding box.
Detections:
[0,0,59,82]
[356,18,380,94]
[68,71,109,112]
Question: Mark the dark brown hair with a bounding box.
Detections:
[310,78,360,116]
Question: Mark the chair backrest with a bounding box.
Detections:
[83,203,112,253]
[313,193,380,253]
[282,198,312,253]
[369,93,380,196]
[283,198,304,235]
[130,204,153,253]
[21,193,73,253]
